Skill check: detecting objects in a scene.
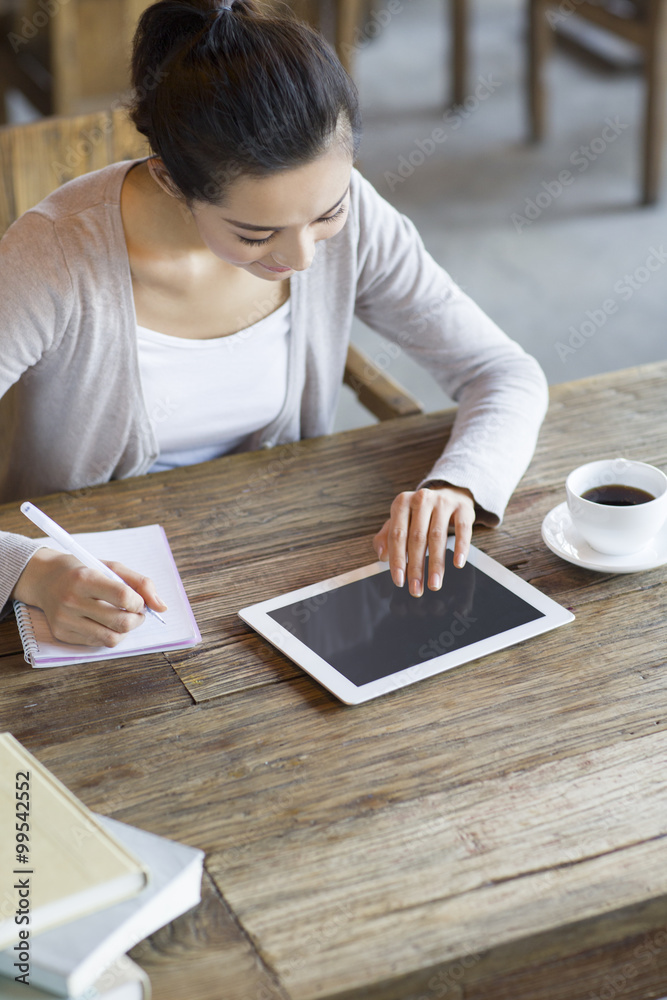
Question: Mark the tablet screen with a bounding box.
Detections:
[267,550,544,687]
[240,541,574,704]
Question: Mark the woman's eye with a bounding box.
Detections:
[319,205,346,225]
[239,234,274,247]
[237,204,346,247]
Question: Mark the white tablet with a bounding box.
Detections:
[239,540,575,705]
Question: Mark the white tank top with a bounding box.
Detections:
[137,298,290,473]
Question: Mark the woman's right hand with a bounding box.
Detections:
[11,548,166,647]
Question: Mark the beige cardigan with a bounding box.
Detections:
[0,162,548,610]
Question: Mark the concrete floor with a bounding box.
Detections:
[335,0,667,430]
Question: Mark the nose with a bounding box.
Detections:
[272,231,315,272]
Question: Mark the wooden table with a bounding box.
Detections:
[2,362,667,1000]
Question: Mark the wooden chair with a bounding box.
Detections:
[0,0,368,124]
[0,109,423,421]
[528,0,667,204]
[449,0,468,107]
[0,0,157,121]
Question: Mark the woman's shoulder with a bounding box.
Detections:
[1,159,141,300]
[349,166,407,212]
[23,159,143,226]
[347,166,415,245]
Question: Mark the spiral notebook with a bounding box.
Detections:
[13,524,201,668]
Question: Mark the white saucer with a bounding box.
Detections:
[541,502,667,573]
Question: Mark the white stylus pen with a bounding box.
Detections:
[20,501,167,625]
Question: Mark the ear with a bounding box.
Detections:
[147,157,184,200]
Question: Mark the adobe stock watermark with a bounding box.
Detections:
[198,441,302,533]
[546,0,596,28]
[384,75,502,192]
[8,0,70,52]
[555,245,667,362]
[283,901,355,975]
[347,291,470,395]
[414,944,483,998]
[417,609,477,661]
[339,0,403,63]
[511,117,629,232]
[588,925,667,1000]
[50,67,167,184]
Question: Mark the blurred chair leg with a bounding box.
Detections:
[642,0,667,204]
[335,0,364,75]
[528,0,551,141]
[450,0,467,106]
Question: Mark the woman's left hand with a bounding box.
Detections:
[372,485,476,596]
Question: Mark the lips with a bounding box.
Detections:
[259,261,292,273]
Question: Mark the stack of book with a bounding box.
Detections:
[0,734,205,1000]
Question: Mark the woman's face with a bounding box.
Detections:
[190,144,353,281]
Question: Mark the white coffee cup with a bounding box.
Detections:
[566,458,667,556]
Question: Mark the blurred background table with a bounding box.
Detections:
[1,361,667,999]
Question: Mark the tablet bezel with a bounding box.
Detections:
[238,539,574,705]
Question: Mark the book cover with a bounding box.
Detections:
[0,955,150,999]
[0,814,204,997]
[0,735,148,951]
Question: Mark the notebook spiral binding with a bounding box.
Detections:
[12,600,39,666]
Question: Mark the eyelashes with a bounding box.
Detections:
[238,234,274,247]
[237,203,347,247]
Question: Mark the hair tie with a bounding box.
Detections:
[209,3,234,24]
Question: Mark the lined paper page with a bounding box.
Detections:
[14,525,200,667]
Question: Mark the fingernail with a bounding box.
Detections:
[454,554,466,569]
[410,578,422,597]
[377,547,385,562]
[395,569,404,587]
[156,596,168,610]
[429,573,441,590]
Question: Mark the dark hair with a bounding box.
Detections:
[128,0,362,204]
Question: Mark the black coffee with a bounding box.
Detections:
[581,484,655,506]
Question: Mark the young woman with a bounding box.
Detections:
[0,0,548,648]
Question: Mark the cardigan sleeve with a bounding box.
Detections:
[0,210,73,395]
[0,535,47,620]
[351,171,548,526]
[0,211,74,608]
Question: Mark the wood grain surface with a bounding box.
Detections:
[1,362,666,1000]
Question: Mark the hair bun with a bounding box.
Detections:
[129,0,361,204]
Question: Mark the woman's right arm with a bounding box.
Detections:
[9,547,167,647]
[0,533,47,620]
[0,211,71,618]
[0,213,165,645]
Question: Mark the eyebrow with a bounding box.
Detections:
[223,187,350,232]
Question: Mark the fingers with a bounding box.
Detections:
[372,522,390,562]
[405,490,432,597]
[452,502,475,571]
[387,492,411,589]
[51,596,146,648]
[12,550,160,649]
[104,561,167,612]
[50,565,147,646]
[425,502,451,592]
[382,487,476,597]
[90,564,145,615]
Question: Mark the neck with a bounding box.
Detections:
[123,160,218,258]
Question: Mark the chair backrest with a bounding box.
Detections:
[0,108,148,236]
